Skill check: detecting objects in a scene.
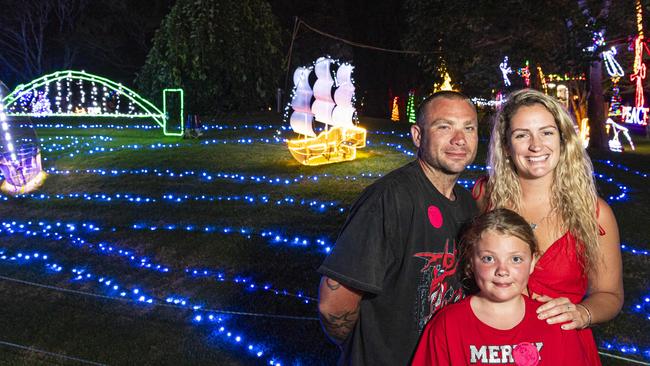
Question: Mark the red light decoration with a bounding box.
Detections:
[631,0,648,108]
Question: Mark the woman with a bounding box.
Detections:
[473,89,623,364]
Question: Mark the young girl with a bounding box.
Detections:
[411,208,589,366]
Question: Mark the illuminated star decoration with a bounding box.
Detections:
[499,56,513,87]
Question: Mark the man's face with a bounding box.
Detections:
[411,98,478,175]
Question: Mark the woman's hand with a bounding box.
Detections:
[533,294,590,330]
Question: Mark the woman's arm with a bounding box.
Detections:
[536,198,624,329]
[579,198,624,324]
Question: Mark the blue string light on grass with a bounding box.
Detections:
[129,222,333,253]
[0,248,63,272]
[0,220,319,302]
[43,136,289,161]
[45,167,386,186]
[0,247,291,366]
[632,293,650,320]
[21,123,162,130]
[0,221,170,273]
[594,159,649,178]
[621,243,650,256]
[23,122,280,133]
[601,340,650,360]
[593,171,630,203]
[0,192,344,213]
[184,267,315,303]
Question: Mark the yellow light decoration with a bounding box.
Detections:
[433,66,454,93]
[286,57,367,166]
[579,118,590,148]
[287,126,366,166]
[0,169,47,194]
[391,96,400,121]
[537,66,548,94]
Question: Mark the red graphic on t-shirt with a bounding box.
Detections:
[414,239,461,326]
[513,342,541,366]
[427,205,443,228]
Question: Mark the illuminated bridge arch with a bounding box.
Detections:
[1,70,184,136]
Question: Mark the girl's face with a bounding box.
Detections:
[471,230,536,303]
[507,104,561,181]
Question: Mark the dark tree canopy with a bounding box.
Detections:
[402,0,640,149]
[136,0,284,114]
[0,0,172,87]
[402,0,638,97]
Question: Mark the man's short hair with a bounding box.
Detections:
[415,90,476,127]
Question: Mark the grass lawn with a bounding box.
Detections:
[0,113,647,365]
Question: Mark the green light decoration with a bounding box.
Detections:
[163,88,184,136]
[1,70,184,136]
[406,90,416,124]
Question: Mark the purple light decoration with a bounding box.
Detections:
[0,95,46,194]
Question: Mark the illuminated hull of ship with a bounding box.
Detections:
[288,126,366,166]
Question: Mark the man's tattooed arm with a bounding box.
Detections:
[318,276,363,345]
[320,305,360,344]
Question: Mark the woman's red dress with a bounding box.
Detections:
[527,231,602,366]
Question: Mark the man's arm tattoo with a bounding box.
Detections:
[320,306,360,344]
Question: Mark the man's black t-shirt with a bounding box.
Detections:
[318,160,477,366]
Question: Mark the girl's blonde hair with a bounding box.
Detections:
[486,89,599,272]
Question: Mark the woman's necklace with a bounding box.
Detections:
[527,209,554,231]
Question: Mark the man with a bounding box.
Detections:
[317,91,479,365]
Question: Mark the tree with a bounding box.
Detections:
[136,0,284,114]
[72,0,174,82]
[0,0,87,86]
[402,0,638,150]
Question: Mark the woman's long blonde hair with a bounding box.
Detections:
[486,89,599,271]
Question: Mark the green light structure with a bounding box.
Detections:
[1,70,184,136]
[406,90,416,124]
